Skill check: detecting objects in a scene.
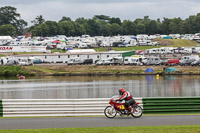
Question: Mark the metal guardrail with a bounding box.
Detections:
[143,97,200,114]
[2,97,200,117]
[0,100,2,117]
[1,98,143,117]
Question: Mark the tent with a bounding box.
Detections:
[166,67,178,73]
[145,68,154,72]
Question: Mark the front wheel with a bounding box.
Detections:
[104,106,117,118]
[131,105,143,118]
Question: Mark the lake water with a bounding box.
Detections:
[0,75,200,99]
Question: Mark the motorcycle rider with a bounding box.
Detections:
[118,88,135,113]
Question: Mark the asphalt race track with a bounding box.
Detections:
[0,115,200,129]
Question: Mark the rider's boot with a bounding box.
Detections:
[127,106,134,115]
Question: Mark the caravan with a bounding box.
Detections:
[180,55,199,66]
[124,55,147,65]
[0,57,8,65]
[18,58,34,66]
[96,57,123,65]
[146,56,162,65]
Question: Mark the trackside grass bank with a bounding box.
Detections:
[0,66,36,77]
[1,65,200,77]
[0,125,200,133]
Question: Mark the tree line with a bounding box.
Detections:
[0,6,200,37]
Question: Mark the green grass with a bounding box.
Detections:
[51,49,66,53]
[168,39,199,47]
[13,52,44,55]
[94,46,162,52]
[0,66,35,76]
[0,125,200,133]
[25,66,56,74]
[0,54,5,57]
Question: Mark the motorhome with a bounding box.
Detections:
[180,55,199,65]
[124,55,147,65]
[6,60,18,66]
[0,57,8,65]
[192,47,200,53]
[18,58,33,66]
[96,57,123,65]
[146,56,162,65]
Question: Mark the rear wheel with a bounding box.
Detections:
[104,106,117,118]
[131,105,143,118]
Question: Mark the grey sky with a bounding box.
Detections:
[1,0,200,26]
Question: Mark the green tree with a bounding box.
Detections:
[184,15,196,33]
[109,17,122,25]
[58,21,75,36]
[31,15,45,25]
[169,17,183,34]
[136,22,146,34]
[0,24,16,36]
[146,20,158,35]
[94,15,110,21]
[59,17,71,22]
[160,18,171,34]
[111,23,121,35]
[75,17,87,24]
[32,23,49,37]
[72,22,85,36]
[87,19,99,36]
[195,13,200,33]
[0,6,27,35]
[122,20,136,35]
[45,21,59,36]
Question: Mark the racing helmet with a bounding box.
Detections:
[119,88,125,95]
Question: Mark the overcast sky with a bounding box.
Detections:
[1,0,200,26]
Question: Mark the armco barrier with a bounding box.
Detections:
[143,97,200,114]
[1,98,143,117]
[0,100,2,117]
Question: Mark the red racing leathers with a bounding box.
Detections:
[118,91,135,110]
[119,91,133,101]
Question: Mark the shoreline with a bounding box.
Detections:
[25,64,200,76]
[1,65,200,77]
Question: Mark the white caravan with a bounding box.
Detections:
[180,55,199,65]
[18,58,33,66]
[124,55,147,65]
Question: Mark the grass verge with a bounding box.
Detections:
[0,125,200,133]
[0,66,36,77]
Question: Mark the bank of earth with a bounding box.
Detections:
[23,65,200,76]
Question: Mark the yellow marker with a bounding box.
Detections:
[156,74,159,79]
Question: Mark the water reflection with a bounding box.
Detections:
[0,75,200,99]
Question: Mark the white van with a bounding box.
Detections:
[67,58,82,65]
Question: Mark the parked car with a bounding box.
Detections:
[82,59,93,65]
[164,59,180,66]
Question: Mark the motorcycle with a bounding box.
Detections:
[104,95,143,118]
